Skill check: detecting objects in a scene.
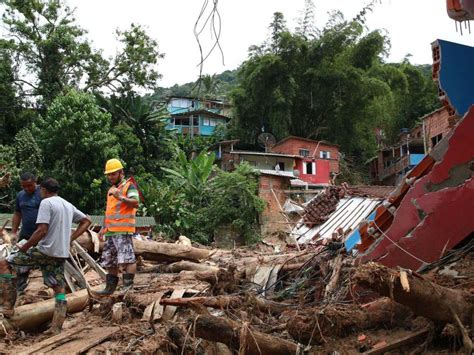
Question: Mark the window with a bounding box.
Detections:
[192,114,199,126]
[174,116,189,126]
[299,149,310,157]
[320,151,331,159]
[210,119,218,127]
[277,162,285,171]
[303,162,316,175]
[171,98,191,108]
[203,117,210,126]
[431,133,442,147]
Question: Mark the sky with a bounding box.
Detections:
[63,1,474,87]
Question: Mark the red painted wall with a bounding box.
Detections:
[295,158,331,184]
[271,137,340,173]
[358,107,474,270]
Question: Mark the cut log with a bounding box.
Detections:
[194,314,298,355]
[353,262,474,325]
[76,233,212,263]
[168,326,205,355]
[158,260,219,274]
[324,254,343,299]
[287,297,412,345]
[160,295,291,315]
[2,289,90,334]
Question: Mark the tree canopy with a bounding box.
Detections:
[230,10,439,164]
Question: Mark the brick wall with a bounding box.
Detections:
[271,137,340,173]
[423,107,451,150]
[258,175,291,235]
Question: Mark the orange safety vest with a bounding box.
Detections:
[104,180,137,233]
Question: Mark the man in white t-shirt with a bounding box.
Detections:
[0,178,91,334]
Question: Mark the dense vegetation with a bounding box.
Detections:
[228,5,439,175]
[0,0,439,242]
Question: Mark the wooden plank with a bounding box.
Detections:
[142,291,165,322]
[64,260,87,289]
[18,327,90,354]
[72,241,107,280]
[252,266,274,296]
[265,264,282,295]
[24,327,119,354]
[363,329,430,355]
[162,289,186,321]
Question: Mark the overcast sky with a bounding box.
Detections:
[65,0,474,87]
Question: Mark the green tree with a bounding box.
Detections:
[268,12,287,53]
[0,41,22,144]
[2,0,163,106]
[231,11,438,166]
[34,90,119,211]
[96,93,176,173]
[296,0,318,39]
[13,127,43,175]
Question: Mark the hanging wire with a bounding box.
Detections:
[192,0,225,98]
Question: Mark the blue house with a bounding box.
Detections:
[165,96,231,137]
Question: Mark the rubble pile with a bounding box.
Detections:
[303,186,346,227]
[1,231,472,354]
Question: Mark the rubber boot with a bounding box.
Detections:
[94,274,119,296]
[45,299,67,335]
[0,278,17,318]
[121,273,135,293]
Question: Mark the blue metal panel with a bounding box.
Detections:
[409,154,425,166]
[344,210,377,252]
[437,40,474,117]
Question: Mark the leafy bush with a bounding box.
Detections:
[144,150,264,244]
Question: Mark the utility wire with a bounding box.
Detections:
[192,0,225,98]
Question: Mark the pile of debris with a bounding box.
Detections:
[302,185,346,227]
[0,229,472,354]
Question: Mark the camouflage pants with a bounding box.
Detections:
[101,234,136,268]
[7,247,66,288]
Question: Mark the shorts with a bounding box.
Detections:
[101,234,136,268]
[7,247,66,288]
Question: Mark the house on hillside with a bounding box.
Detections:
[215,136,340,187]
[270,136,340,186]
[165,96,232,137]
[368,107,453,185]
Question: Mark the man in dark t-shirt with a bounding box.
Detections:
[11,172,42,296]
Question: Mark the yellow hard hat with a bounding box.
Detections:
[104,159,124,175]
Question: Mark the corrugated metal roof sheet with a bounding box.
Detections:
[292,197,381,244]
[0,214,156,229]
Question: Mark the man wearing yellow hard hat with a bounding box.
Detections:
[95,159,139,296]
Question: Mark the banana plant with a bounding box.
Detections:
[161,149,216,195]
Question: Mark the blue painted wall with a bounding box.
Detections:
[437,40,474,117]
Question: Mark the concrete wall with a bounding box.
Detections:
[295,158,331,185]
[271,138,340,173]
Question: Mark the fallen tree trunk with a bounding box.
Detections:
[160,295,291,315]
[353,262,474,325]
[194,314,298,355]
[168,326,205,355]
[156,260,219,274]
[287,298,411,345]
[76,233,213,263]
[2,289,90,333]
